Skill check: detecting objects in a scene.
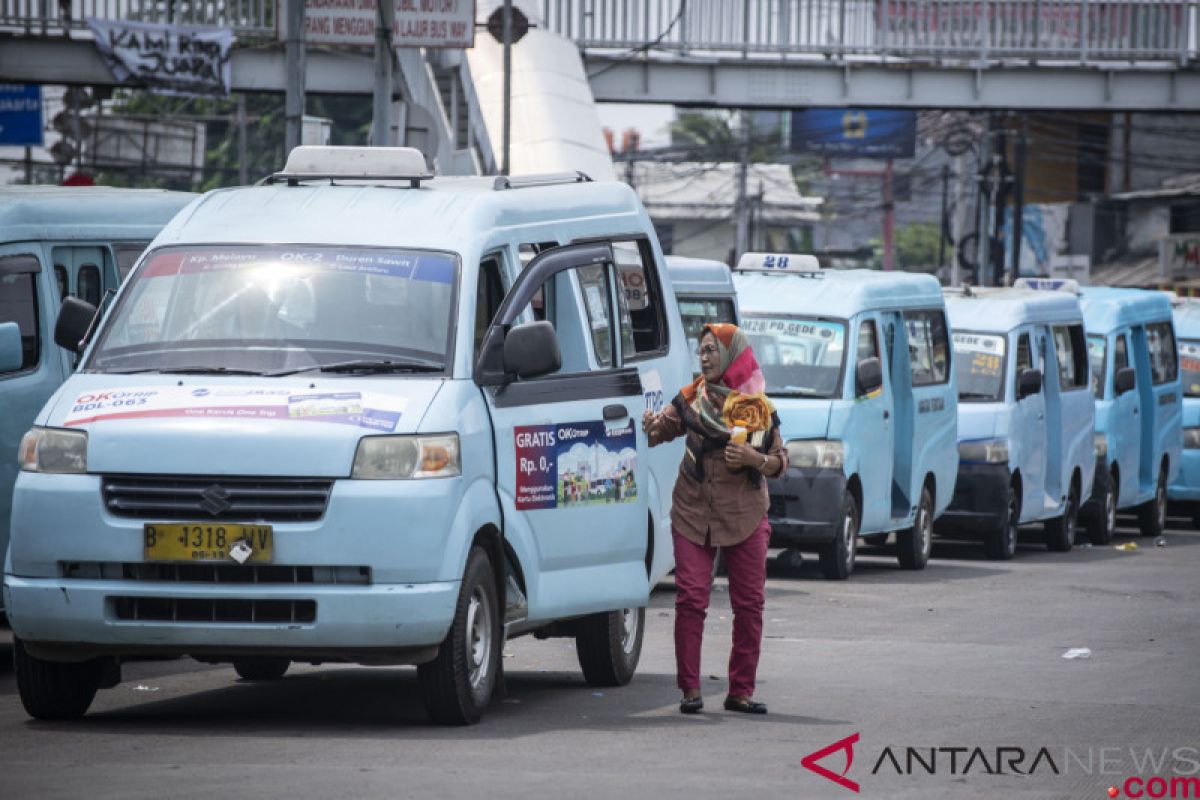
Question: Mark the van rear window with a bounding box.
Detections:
[741,315,845,398]
[952,332,1006,402]
[87,245,457,375]
[1181,340,1200,396]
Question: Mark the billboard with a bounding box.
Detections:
[790,109,916,159]
[0,84,43,147]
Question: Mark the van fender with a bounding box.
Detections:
[440,477,533,591]
[491,484,544,616]
[644,466,673,585]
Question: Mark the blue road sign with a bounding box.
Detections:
[790,109,916,159]
[0,84,44,147]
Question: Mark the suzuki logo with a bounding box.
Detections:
[802,733,861,793]
[199,484,231,516]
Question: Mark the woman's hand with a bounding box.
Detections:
[642,410,660,443]
[724,442,764,470]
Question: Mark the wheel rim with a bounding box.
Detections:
[465,587,493,691]
[620,608,639,656]
[919,502,932,558]
[1066,496,1077,540]
[1105,486,1116,534]
[1156,480,1166,531]
[843,511,858,572]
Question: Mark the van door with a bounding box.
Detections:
[1012,330,1047,520]
[478,242,649,616]
[1112,332,1142,505]
[1145,320,1181,492]
[880,311,913,518]
[851,314,893,531]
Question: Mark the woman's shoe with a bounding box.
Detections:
[724,696,767,714]
[680,695,704,714]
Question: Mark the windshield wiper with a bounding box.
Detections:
[154,366,266,376]
[268,359,443,377]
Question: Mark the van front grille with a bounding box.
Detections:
[112,596,316,624]
[63,561,369,585]
[102,475,333,523]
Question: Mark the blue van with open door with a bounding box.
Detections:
[1167,296,1200,526]
[662,255,739,376]
[732,253,958,579]
[0,186,194,616]
[937,286,1095,557]
[1076,286,1182,540]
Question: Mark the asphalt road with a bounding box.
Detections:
[2,519,1198,800]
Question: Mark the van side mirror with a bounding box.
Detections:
[503,321,562,379]
[1115,366,1136,396]
[1017,368,1043,400]
[0,321,23,372]
[856,356,883,397]
[54,296,98,354]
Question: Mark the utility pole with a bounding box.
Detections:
[371,0,395,146]
[939,163,950,276]
[991,122,1010,287]
[734,110,751,264]
[882,158,895,270]
[1010,117,1028,282]
[975,122,993,286]
[501,0,513,175]
[236,94,248,185]
[284,0,307,155]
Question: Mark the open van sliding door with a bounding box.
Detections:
[881,311,913,520]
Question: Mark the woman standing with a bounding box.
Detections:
[643,323,787,715]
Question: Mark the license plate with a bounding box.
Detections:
[143,523,273,563]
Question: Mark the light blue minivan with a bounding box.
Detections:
[4,147,693,725]
[663,255,739,376]
[1,186,195,616]
[732,254,959,579]
[1078,286,1182,540]
[937,287,1095,558]
[1167,296,1200,526]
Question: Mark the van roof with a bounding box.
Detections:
[153,179,646,254]
[0,186,195,243]
[944,288,1083,332]
[733,268,943,319]
[1079,287,1173,334]
[1171,297,1200,340]
[664,255,735,297]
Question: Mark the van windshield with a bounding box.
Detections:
[1181,339,1200,396]
[741,314,845,398]
[678,298,737,373]
[952,332,1006,402]
[86,245,457,375]
[1087,335,1106,398]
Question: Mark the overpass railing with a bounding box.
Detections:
[0,0,275,37]
[541,0,1199,64]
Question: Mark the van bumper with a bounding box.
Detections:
[936,463,1010,533]
[3,574,458,661]
[767,468,846,546]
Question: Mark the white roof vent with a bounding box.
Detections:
[735,252,821,273]
[275,146,434,186]
[1013,277,1080,294]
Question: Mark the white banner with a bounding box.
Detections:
[87,19,234,97]
[280,0,476,48]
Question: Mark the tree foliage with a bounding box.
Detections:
[870,222,943,272]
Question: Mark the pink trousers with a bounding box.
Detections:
[672,517,771,698]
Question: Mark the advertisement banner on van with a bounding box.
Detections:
[514,420,637,510]
[63,385,407,431]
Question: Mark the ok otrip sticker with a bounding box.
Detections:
[63,385,407,432]
[515,420,638,510]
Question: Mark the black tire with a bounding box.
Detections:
[233,657,290,681]
[576,607,645,687]
[14,637,104,720]
[1192,509,1200,531]
[984,482,1020,561]
[1137,465,1168,538]
[1085,469,1117,546]
[818,493,859,580]
[863,533,888,547]
[1045,485,1078,552]
[897,484,934,570]
[418,546,501,725]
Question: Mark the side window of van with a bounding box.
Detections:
[1115,334,1129,371]
[1147,322,1178,385]
[515,261,620,375]
[1016,333,1033,373]
[54,264,68,301]
[1052,324,1089,390]
[611,239,668,359]
[0,255,42,373]
[474,257,506,358]
[904,309,950,386]
[857,319,879,361]
[77,264,102,307]
[113,244,148,281]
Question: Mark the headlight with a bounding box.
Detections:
[1094,433,1109,459]
[18,427,88,474]
[1185,428,1200,450]
[351,434,461,479]
[785,439,843,469]
[958,438,1008,464]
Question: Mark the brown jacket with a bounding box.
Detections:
[652,402,788,547]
